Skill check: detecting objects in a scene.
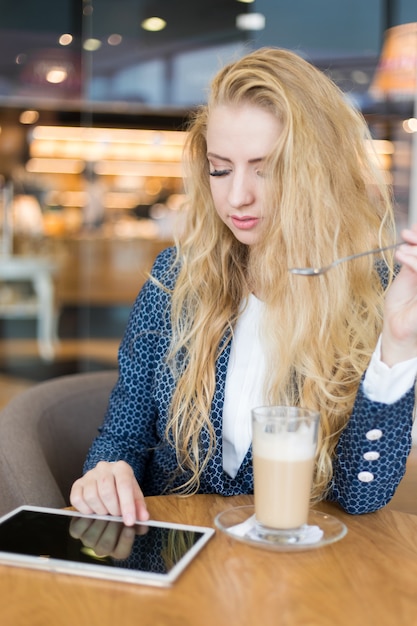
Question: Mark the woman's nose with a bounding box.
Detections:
[228,173,255,208]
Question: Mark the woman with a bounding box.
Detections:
[71,47,417,526]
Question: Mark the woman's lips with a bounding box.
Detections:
[231,215,260,230]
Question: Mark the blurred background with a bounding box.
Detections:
[0,0,416,405]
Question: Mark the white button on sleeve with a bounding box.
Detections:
[363,451,380,461]
[365,429,383,441]
[358,471,374,482]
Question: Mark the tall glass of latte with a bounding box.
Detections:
[252,406,319,540]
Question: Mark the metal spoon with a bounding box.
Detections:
[289,241,404,276]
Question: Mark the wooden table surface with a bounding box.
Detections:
[1,494,417,626]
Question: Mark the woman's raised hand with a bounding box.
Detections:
[382,224,417,366]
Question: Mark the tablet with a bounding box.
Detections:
[0,505,215,587]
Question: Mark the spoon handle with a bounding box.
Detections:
[290,240,404,275]
[332,241,404,267]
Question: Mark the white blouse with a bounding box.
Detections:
[222,295,417,479]
[222,295,266,477]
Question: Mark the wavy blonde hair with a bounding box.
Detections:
[163,47,396,499]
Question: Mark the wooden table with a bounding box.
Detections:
[1,494,417,626]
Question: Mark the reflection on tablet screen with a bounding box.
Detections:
[0,510,204,575]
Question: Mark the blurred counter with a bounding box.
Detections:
[48,235,172,306]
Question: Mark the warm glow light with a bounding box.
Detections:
[366,139,395,154]
[19,110,39,124]
[46,68,68,84]
[237,0,255,3]
[83,38,102,51]
[26,158,85,174]
[45,191,87,207]
[31,126,186,154]
[370,23,417,98]
[31,126,185,146]
[95,161,182,177]
[45,190,158,214]
[365,140,393,173]
[141,17,167,32]
[103,192,142,209]
[31,140,184,162]
[28,126,186,177]
[59,33,73,46]
[403,118,417,133]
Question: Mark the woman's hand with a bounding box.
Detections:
[382,224,417,366]
[70,460,149,527]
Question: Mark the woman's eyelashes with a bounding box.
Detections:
[209,166,265,178]
[209,168,230,177]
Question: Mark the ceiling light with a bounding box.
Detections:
[95,161,181,177]
[83,38,102,51]
[31,126,186,147]
[59,34,73,46]
[236,13,265,31]
[46,68,68,84]
[26,158,85,174]
[15,53,27,65]
[141,17,167,32]
[19,110,39,124]
[403,118,417,134]
[108,34,122,46]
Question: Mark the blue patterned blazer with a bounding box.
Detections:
[84,248,415,514]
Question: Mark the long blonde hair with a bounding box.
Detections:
[163,47,396,499]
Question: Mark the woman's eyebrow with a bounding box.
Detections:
[207,152,265,164]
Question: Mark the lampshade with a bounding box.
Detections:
[370,22,417,100]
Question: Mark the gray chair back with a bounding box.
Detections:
[0,370,117,516]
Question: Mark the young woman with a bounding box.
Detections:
[71,47,417,526]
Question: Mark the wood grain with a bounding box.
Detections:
[1,494,417,626]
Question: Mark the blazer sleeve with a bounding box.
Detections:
[83,247,177,483]
[327,380,415,514]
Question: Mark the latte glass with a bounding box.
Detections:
[252,406,319,541]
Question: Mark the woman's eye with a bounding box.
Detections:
[209,169,230,177]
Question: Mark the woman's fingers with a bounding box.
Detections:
[70,461,148,526]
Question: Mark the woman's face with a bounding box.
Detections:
[206,103,282,246]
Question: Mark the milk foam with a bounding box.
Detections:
[254,425,316,461]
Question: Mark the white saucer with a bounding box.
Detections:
[215,505,347,552]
